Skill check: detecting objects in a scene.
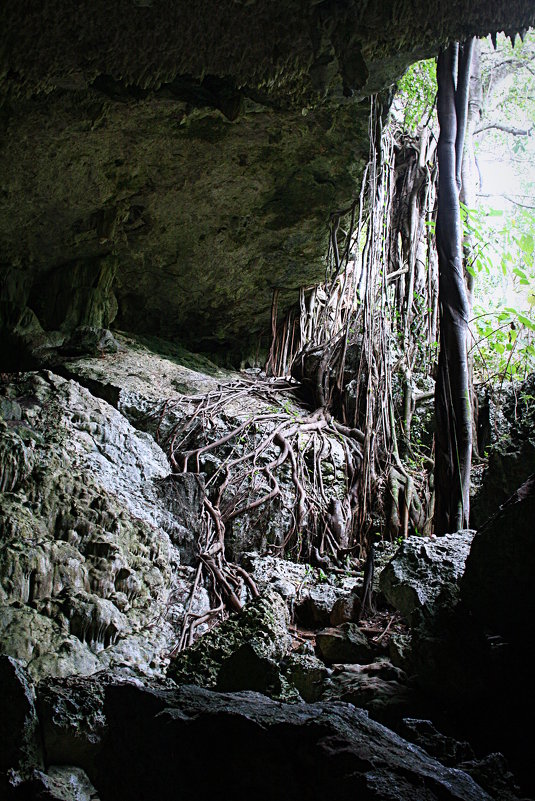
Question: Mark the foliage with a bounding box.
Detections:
[397,35,535,384]
[463,203,535,380]
[396,59,437,133]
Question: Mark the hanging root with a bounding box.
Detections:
[167,98,440,651]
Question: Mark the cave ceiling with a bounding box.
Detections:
[1,1,534,363]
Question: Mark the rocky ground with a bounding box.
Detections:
[1,332,534,800]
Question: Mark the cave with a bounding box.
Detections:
[1,2,535,800]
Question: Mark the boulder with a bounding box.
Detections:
[243,553,359,627]
[379,532,475,627]
[13,766,101,801]
[0,655,43,788]
[329,593,361,625]
[401,718,475,767]
[0,666,523,800]
[90,682,495,801]
[462,475,535,642]
[315,623,375,664]
[216,641,289,698]
[472,375,535,527]
[321,660,413,724]
[283,652,330,702]
[167,589,292,696]
[457,753,522,801]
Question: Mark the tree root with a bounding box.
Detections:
[153,376,372,651]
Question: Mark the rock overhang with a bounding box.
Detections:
[1,0,534,365]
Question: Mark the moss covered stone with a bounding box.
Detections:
[168,589,292,693]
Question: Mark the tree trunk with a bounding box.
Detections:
[460,40,483,461]
[434,41,474,534]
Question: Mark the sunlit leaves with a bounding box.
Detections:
[463,202,535,380]
[396,59,437,133]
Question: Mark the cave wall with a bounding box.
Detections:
[1,0,535,363]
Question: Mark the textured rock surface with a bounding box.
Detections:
[58,337,352,559]
[400,721,522,801]
[1,667,498,801]
[316,622,375,664]
[243,552,359,625]
[15,766,101,801]
[62,332,224,419]
[462,474,535,641]
[0,655,43,784]
[0,78,368,366]
[282,652,330,703]
[396,492,535,798]
[401,718,475,767]
[0,371,210,679]
[322,660,413,724]
[0,666,524,800]
[379,532,475,626]
[167,589,293,696]
[0,353,364,681]
[471,375,535,527]
[37,678,496,801]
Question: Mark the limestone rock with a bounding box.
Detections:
[457,753,522,801]
[0,371,210,679]
[329,593,361,626]
[37,673,109,769]
[379,532,475,627]
[399,723,525,800]
[388,632,413,669]
[283,652,330,703]
[63,340,352,560]
[151,473,206,567]
[61,326,119,358]
[0,655,43,783]
[322,660,413,724]
[36,671,175,774]
[15,766,101,801]
[0,421,35,493]
[316,623,375,665]
[401,718,475,767]
[83,681,495,800]
[0,668,521,800]
[472,375,535,527]
[167,589,292,694]
[61,332,223,431]
[296,583,357,628]
[216,642,287,698]
[462,475,535,641]
[243,553,359,626]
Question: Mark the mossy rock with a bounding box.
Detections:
[168,589,291,692]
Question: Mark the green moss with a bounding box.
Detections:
[168,589,291,690]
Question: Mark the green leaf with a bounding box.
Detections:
[517,314,535,330]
